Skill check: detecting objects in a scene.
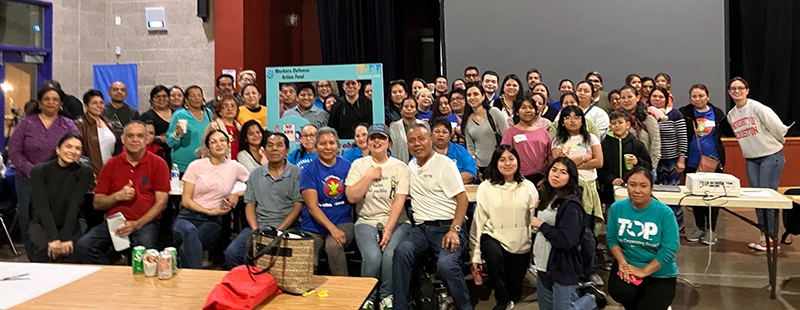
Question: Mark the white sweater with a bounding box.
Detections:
[727,99,789,158]
[469,180,538,263]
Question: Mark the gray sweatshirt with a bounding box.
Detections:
[727,99,788,158]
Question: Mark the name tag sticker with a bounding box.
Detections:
[513,134,528,143]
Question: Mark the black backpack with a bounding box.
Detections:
[781,188,800,244]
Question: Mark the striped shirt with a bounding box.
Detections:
[658,108,688,160]
[283,105,330,129]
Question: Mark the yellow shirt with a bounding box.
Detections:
[237,106,267,127]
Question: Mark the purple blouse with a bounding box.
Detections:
[8,115,79,179]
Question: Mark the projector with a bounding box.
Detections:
[685,173,741,197]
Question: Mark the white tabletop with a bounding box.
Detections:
[613,186,793,209]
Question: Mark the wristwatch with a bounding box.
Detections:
[451,225,461,232]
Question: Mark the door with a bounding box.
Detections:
[1,51,47,147]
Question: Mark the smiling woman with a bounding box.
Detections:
[27,133,94,263]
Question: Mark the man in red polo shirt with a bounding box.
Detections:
[77,121,170,264]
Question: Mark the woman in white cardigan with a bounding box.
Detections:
[470,145,538,310]
[389,97,426,163]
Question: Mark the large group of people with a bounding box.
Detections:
[2,64,790,310]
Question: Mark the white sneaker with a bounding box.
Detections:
[589,274,604,287]
[379,295,393,310]
[361,300,374,310]
[505,301,515,310]
[748,235,765,249]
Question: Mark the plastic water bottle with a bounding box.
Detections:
[170,164,181,191]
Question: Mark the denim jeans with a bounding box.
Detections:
[536,271,597,310]
[393,222,471,310]
[172,209,222,269]
[15,176,34,261]
[355,222,411,301]
[306,222,355,276]
[77,221,160,264]
[224,227,253,270]
[745,150,785,235]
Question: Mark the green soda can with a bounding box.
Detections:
[132,246,146,274]
[165,246,178,274]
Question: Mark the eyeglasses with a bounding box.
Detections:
[729,86,747,92]
[465,74,479,78]
[153,94,169,100]
[451,97,464,101]
[301,133,316,138]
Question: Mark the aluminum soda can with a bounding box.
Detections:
[165,246,179,274]
[132,246,146,274]
[143,249,159,277]
[157,251,173,280]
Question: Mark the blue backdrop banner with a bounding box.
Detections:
[93,63,139,109]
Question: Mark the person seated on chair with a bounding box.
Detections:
[77,121,170,264]
[430,117,477,185]
[28,133,93,263]
[173,129,249,269]
[299,127,354,276]
[469,145,538,310]
[345,124,412,310]
[224,132,303,269]
[393,123,472,310]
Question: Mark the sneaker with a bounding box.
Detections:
[379,296,393,310]
[748,235,765,249]
[589,273,604,287]
[701,231,718,245]
[579,282,607,308]
[361,300,374,310]
[505,301,515,310]
[686,229,705,242]
[752,239,780,252]
[600,260,613,271]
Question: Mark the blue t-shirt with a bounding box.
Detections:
[314,97,325,110]
[606,198,680,278]
[445,142,477,181]
[342,147,366,162]
[299,157,353,233]
[687,108,719,168]
[550,101,562,111]
[416,110,433,122]
[445,113,461,126]
[288,149,318,169]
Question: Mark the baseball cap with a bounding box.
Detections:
[368,124,391,140]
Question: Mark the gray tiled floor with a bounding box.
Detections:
[3,208,800,309]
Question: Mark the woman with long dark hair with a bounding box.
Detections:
[625,74,641,93]
[431,94,460,127]
[471,145,539,310]
[236,120,267,172]
[618,85,660,166]
[28,133,93,262]
[552,105,604,287]
[639,77,655,105]
[8,87,79,261]
[288,124,319,168]
[463,83,509,178]
[607,167,679,310]
[493,74,525,125]
[385,80,409,123]
[726,77,789,251]
[654,72,675,108]
[389,97,426,163]
[533,157,605,310]
[501,96,551,184]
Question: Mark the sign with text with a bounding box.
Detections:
[265,64,385,153]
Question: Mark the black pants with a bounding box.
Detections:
[480,234,530,307]
[685,166,721,231]
[608,261,676,310]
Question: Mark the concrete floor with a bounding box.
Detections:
[3,208,800,309]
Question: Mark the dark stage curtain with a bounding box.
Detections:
[738,1,800,135]
[317,0,397,89]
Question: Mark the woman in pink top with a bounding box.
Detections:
[173,129,250,269]
[501,95,552,184]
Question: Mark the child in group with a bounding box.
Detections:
[144,121,167,161]
[598,110,652,205]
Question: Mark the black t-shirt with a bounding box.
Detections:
[328,95,372,139]
[102,103,141,135]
